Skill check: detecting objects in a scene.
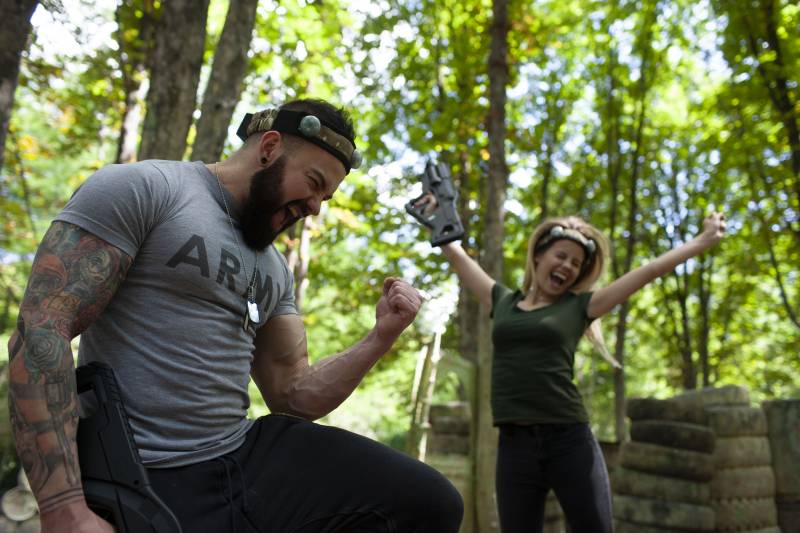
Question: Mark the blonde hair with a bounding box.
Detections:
[522,216,621,368]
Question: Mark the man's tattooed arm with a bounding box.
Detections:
[7,221,132,519]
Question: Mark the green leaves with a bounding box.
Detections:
[1,0,799,445]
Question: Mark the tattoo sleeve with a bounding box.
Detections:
[7,221,133,514]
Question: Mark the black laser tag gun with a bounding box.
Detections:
[76,362,182,533]
[405,159,465,246]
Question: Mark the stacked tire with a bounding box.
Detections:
[614,396,716,532]
[763,399,800,533]
[671,385,780,533]
[427,402,472,456]
[424,402,479,533]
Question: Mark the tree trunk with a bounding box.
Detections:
[750,0,800,180]
[114,1,157,164]
[116,79,148,164]
[697,259,712,387]
[294,217,312,310]
[0,285,16,331]
[455,151,481,366]
[282,217,313,312]
[611,1,657,441]
[744,141,800,330]
[7,130,37,236]
[191,0,259,162]
[474,0,509,530]
[612,87,646,439]
[407,332,442,461]
[138,0,209,161]
[675,272,696,390]
[603,35,627,440]
[538,75,568,221]
[0,0,38,171]
[602,1,626,441]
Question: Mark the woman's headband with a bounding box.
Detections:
[535,225,597,258]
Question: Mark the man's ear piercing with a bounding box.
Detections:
[261,157,268,165]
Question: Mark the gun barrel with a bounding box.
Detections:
[425,163,443,186]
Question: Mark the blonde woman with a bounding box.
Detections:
[419,206,726,532]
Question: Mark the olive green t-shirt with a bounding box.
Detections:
[490,283,594,425]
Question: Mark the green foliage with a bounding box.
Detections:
[2,0,799,451]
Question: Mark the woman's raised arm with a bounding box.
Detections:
[440,241,496,311]
[587,212,726,319]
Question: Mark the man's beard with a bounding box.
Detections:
[240,155,296,250]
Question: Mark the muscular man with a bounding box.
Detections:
[8,99,463,532]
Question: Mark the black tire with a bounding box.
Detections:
[671,385,750,409]
[619,441,714,482]
[627,397,707,425]
[613,494,715,530]
[776,500,800,533]
[762,400,800,502]
[428,402,470,423]
[426,433,470,455]
[712,497,778,530]
[711,466,776,499]
[614,518,708,532]
[613,466,710,504]
[430,415,470,436]
[705,405,768,437]
[713,436,772,468]
[630,420,715,453]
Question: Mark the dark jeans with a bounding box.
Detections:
[147,414,463,533]
[495,423,612,533]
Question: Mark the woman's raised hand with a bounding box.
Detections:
[413,191,439,216]
[698,212,727,248]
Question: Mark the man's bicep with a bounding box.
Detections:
[251,314,309,402]
[19,221,133,341]
[253,314,308,368]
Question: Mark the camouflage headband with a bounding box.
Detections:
[236,108,362,174]
[535,225,597,257]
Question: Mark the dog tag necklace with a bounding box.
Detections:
[214,163,260,330]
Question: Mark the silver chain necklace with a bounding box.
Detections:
[213,162,260,331]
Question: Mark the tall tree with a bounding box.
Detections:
[474,0,510,530]
[713,0,800,330]
[407,332,442,460]
[283,216,315,312]
[731,0,800,180]
[114,0,158,164]
[191,0,259,163]
[0,0,38,171]
[138,0,209,161]
[352,2,495,527]
[607,0,661,439]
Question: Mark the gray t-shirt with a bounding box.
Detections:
[56,160,297,467]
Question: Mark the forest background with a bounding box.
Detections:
[0,0,798,529]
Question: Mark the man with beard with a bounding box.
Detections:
[7,99,464,533]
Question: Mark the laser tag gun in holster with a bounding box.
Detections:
[76,362,182,533]
[405,158,465,246]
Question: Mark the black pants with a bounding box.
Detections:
[495,423,613,533]
[146,414,463,533]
